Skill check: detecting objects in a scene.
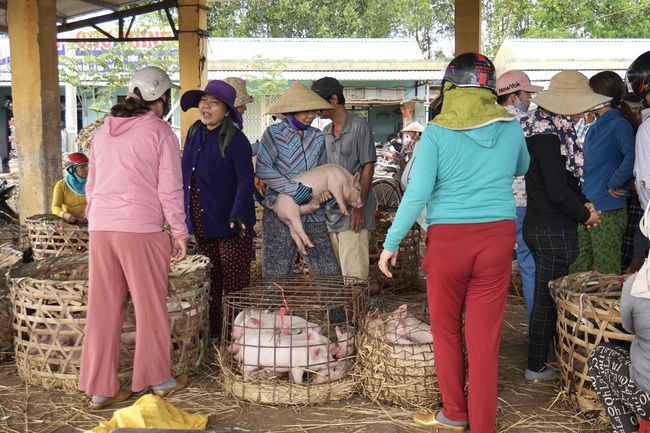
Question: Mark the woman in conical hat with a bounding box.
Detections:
[255,82,340,277]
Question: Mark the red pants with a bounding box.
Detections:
[79,231,173,397]
[423,221,514,433]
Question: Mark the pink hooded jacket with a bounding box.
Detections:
[85,111,188,241]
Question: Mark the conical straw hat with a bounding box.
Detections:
[266,82,334,115]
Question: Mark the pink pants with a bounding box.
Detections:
[422,221,514,433]
[78,231,172,397]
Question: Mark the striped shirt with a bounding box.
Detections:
[256,120,328,223]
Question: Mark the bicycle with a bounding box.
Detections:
[372,163,403,213]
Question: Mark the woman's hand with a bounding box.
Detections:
[378,249,399,278]
[319,190,333,205]
[585,210,601,228]
[62,212,78,223]
[171,238,187,264]
[584,202,596,212]
[608,188,627,199]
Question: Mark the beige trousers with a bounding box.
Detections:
[329,229,370,280]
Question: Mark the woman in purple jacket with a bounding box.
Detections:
[180,80,256,340]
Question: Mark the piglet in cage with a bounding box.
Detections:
[369,304,433,345]
[268,164,362,255]
[29,323,82,359]
[312,327,356,384]
[331,326,355,360]
[233,328,336,383]
[230,308,322,341]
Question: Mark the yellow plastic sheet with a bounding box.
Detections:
[87,394,209,433]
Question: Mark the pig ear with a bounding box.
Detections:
[352,172,360,183]
[335,326,342,337]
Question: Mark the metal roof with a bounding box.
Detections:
[207,38,428,62]
[208,70,444,82]
[207,38,445,82]
[0,1,146,34]
[493,38,648,85]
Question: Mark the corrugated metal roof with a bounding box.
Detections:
[494,38,647,85]
[208,70,444,82]
[207,38,428,62]
[0,1,145,33]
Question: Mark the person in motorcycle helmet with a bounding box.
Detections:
[51,152,88,223]
[378,53,529,433]
[78,66,188,410]
[629,51,650,212]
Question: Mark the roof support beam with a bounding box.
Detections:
[76,0,120,10]
[455,0,481,55]
[57,0,178,42]
[178,0,208,145]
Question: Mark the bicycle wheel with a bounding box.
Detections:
[372,179,402,212]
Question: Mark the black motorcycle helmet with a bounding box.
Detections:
[627,51,650,106]
[442,52,497,91]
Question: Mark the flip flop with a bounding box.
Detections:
[152,374,189,397]
[89,388,133,410]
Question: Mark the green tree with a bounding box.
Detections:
[206,0,453,59]
[483,0,650,57]
[58,5,180,122]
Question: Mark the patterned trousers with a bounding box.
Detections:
[523,225,579,372]
[588,342,650,433]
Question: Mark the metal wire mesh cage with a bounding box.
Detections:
[219,274,370,405]
[370,211,424,291]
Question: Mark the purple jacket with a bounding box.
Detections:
[181,122,255,238]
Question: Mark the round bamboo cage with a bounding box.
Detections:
[25,214,89,260]
[9,254,211,392]
[354,307,438,407]
[0,243,25,359]
[551,272,634,416]
[369,211,424,291]
[218,274,370,405]
[74,115,106,153]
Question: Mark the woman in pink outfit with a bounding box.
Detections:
[78,66,189,410]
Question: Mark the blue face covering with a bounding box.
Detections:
[286,114,310,131]
[65,164,87,196]
[514,99,527,113]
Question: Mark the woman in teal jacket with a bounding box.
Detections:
[379,53,529,433]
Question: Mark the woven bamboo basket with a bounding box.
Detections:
[354,308,438,407]
[369,211,424,291]
[25,214,89,260]
[74,115,106,153]
[0,243,24,358]
[551,272,634,415]
[9,254,211,392]
[219,274,369,405]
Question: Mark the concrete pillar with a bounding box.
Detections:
[178,0,207,146]
[8,0,61,221]
[455,0,482,55]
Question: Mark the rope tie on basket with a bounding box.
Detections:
[273,282,290,334]
[573,293,587,337]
